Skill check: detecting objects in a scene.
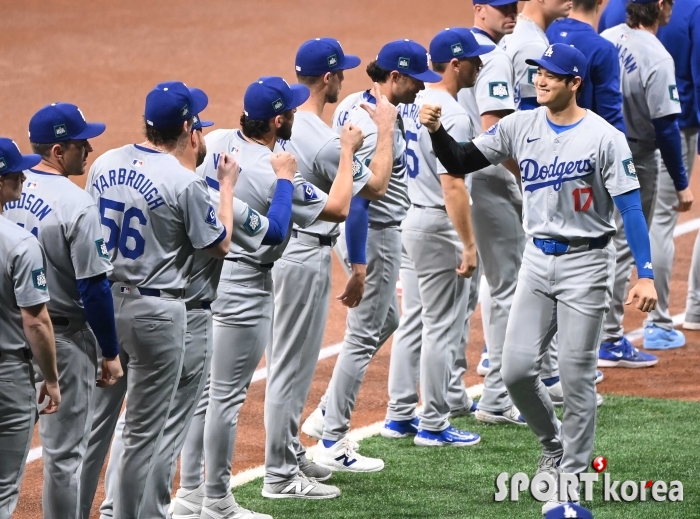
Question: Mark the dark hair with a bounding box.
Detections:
[626,0,666,28]
[30,141,69,159]
[432,62,448,73]
[571,0,599,12]
[240,112,271,139]
[366,60,391,83]
[563,76,584,98]
[143,116,192,148]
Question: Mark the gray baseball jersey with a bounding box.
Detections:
[4,170,112,318]
[86,145,225,289]
[278,111,372,237]
[0,214,50,352]
[504,16,549,108]
[473,108,640,240]
[199,129,328,265]
[333,91,410,224]
[400,88,475,207]
[601,24,681,141]
[459,29,517,131]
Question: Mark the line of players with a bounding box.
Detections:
[0,0,697,518]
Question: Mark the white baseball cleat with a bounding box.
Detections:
[170,483,205,519]
[201,494,272,519]
[475,405,527,426]
[261,473,340,499]
[301,407,324,440]
[314,437,384,472]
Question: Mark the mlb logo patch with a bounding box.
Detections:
[485,122,499,136]
[132,159,144,167]
[54,124,67,138]
[328,54,338,67]
[622,158,637,179]
[181,104,190,118]
[272,98,285,112]
[451,43,463,56]
[669,85,680,102]
[489,82,509,99]
[95,238,109,259]
[527,67,537,85]
[243,206,263,236]
[205,205,218,225]
[398,57,410,69]
[303,183,319,201]
[230,146,239,154]
[352,156,363,180]
[0,157,6,172]
[25,181,38,189]
[32,268,47,291]
[559,31,568,37]
[120,286,132,295]
[620,34,629,41]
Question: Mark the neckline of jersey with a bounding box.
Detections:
[27,168,60,177]
[133,144,162,154]
[471,27,498,45]
[362,90,377,105]
[545,113,586,134]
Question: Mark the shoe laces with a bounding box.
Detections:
[340,437,360,458]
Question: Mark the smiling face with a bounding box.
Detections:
[534,67,579,107]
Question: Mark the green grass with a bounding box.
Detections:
[232,396,700,518]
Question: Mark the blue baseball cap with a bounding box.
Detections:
[145,81,208,129]
[0,138,41,175]
[474,0,520,6]
[630,0,657,3]
[430,28,495,63]
[376,40,442,83]
[192,114,214,131]
[526,43,587,80]
[544,503,593,519]
[295,38,361,76]
[28,103,106,144]
[243,76,310,121]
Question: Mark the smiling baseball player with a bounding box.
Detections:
[421,43,657,513]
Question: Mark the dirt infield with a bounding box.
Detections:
[4,1,700,517]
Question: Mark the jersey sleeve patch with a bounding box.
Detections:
[489,82,510,99]
[302,183,319,202]
[243,207,263,236]
[352,156,363,180]
[485,122,499,136]
[205,205,218,225]
[32,268,48,291]
[95,238,109,259]
[669,85,680,103]
[622,158,637,179]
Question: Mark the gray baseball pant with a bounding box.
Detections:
[204,261,273,499]
[502,240,614,475]
[646,128,698,329]
[0,355,35,519]
[179,374,210,489]
[603,141,659,341]
[320,225,402,441]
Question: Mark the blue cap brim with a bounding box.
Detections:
[72,122,107,140]
[462,44,496,58]
[525,58,573,77]
[288,84,311,111]
[189,88,209,116]
[198,120,214,128]
[407,69,443,83]
[340,54,362,70]
[2,154,42,174]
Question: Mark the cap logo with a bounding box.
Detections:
[328,54,338,67]
[295,65,302,71]
[562,504,579,518]
[181,104,190,118]
[451,43,463,56]
[0,157,6,172]
[398,57,410,69]
[573,66,579,72]
[272,98,285,112]
[53,124,67,138]
[193,115,200,125]
[544,45,554,57]
[76,107,86,121]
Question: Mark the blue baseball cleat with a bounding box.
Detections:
[598,337,658,368]
[643,324,686,350]
[595,370,604,384]
[380,417,419,439]
[414,425,481,447]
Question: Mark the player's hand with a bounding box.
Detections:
[337,264,366,308]
[456,243,477,278]
[97,356,124,388]
[340,124,365,154]
[270,152,297,181]
[419,104,442,133]
[216,153,241,189]
[674,187,694,212]
[360,83,398,131]
[38,380,61,415]
[625,278,657,313]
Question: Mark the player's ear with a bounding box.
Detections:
[450,58,460,73]
[272,115,283,130]
[323,72,332,86]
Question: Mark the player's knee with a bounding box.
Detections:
[500,356,531,389]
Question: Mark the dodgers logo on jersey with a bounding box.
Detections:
[352,156,363,180]
[622,158,637,179]
[489,82,509,99]
[520,156,594,192]
[303,183,319,201]
[205,205,218,225]
[32,268,47,291]
[95,238,109,259]
[243,206,263,236]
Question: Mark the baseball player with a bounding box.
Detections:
[3,103,123,519]
[379,28,492,447]
[198,76,361,514]
[0,138,60,519]
[81,81,236,519]
[263,38,398,493]
[421,43,658,513]
[600,0,693,365]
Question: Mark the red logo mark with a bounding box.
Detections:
[645,480,653,489]
[592,456,607,473]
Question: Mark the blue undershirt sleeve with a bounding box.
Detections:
[593,46,628,136]
[613,190,654,279]
[262,179,293,246]
[519,97,540,111]
[77,273,119,358]
[345,195,370,265]
[652,115,689,191]
[690,6,700,152]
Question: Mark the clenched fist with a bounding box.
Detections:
[270,151,297,181]
[420,104,443,133]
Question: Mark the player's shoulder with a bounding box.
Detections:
[581,110,627,141]
[509,19,548,50]
[292,111,336,144]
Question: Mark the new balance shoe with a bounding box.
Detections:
[449,397,478,418]
[313,437,384,472]
[595,370,604,384]
[298,457,332,482]
[414,425,481,447]
[201,494,272,519]
[301,407,324,440]
[475,405,526,426]
[643,324,686,350]
[262,473,340,500]
[543,377,563,406]
[171,483,205,519]
[534,454,561,493]
[380,417,419,439]
[598,337,658,367]
[477,345,489,376]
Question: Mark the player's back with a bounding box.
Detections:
[505,18,549,107]
[87,144,218,290]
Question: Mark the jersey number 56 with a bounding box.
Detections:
[100,198,147,259]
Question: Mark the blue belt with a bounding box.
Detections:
[533,236,609,256]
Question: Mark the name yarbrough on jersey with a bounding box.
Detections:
[519,156,595,192]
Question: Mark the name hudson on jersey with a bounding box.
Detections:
[91,168,165,210]
[519,157,594,192]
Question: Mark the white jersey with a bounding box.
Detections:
[199,129,328,265]
[279,111,372,237]
[602,24,681,142]
[86,144,225,290]
[473,108,639,240]
[4,170,113,318]
[0,214,50,353]
[400,88,475,207]
[504,16,549,108]
[333,90,410,225]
